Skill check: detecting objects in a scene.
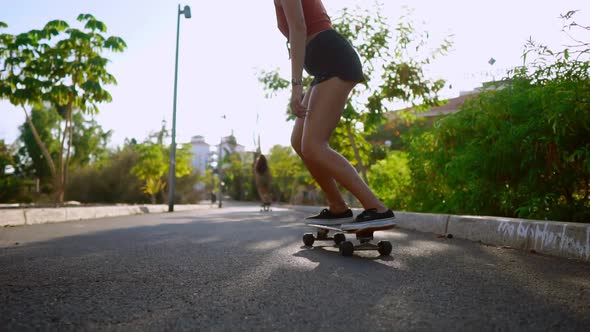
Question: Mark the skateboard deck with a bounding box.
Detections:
[307,221,395,234]
[302,221,395,257]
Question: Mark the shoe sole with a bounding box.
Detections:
[304,217,354,225]
[340,218,396,232]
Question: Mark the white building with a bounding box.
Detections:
[190,135,210,175]
[215,135,246,160]
[189,134,247,173]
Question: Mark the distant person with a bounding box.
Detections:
[254,154,272,207]
[273,0,395,226]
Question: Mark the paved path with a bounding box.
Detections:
[1,203,589,331]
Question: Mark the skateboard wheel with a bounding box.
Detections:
[333,233,346,245]
[339,241,354,256]
[303,233,315,247]
[377,241,392,256]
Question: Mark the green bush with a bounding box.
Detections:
[367,151,412,210]
[405,59,590,222]
[66,147,148,204]
[0,177,23,203]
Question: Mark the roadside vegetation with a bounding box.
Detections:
[1,8,587,222]
[365,10,590,222]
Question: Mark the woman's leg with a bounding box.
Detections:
[301,77,388,212]
[291,87,349,213]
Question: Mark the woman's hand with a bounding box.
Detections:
[290,85,306,118]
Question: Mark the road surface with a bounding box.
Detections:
[1,203,589,331]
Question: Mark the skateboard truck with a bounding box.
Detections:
[303,224,393,257]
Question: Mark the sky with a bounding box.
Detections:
[1,0,589,154]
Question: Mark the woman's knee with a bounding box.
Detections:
[291,136,303,157]
[300,140,325,162]
[291,118,306,157]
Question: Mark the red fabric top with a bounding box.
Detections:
[274,0,332,40]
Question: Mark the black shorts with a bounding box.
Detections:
[304,29,365,87]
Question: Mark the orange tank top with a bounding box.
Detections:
[274,0,332,40]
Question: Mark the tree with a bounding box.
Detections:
[266,144,310,202]
[0,140,21,202]
[223,152,256,201]
[213,134,258,202]
[0,15,126,204]
[258,4,452,180]
[523,10,589,65]
[17,104,112,194]
[402,11,590,221]
[131,124,193,204]
[0,140,11,176]
[69,112,112,166]
[17,105,61,190]
[132,142,167,204]
[197,168,218,201]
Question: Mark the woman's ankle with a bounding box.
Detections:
[364,205,389,214]
[329,204,350,214]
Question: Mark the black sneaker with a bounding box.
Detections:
[341,208,396,231]
[304,208,354,225]
[354,208,395,222]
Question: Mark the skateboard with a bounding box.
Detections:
[302,222,395,257]
[260,202,272,212]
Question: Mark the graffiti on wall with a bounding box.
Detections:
[497,221,590,260]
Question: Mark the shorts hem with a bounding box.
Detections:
[310,75,365,87]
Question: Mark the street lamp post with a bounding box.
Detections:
[218,136,223,208]
[168,4,191,213]
[217,115,226,209]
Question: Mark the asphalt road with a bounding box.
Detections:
[1,202,589,331]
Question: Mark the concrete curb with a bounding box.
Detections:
[447,215,590,262]
[2,203,588,262]
[393,211,449,235]
[25,208,67,225]
[0,209,26,227]
[287,205,589,262]
[0,204,212,227]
